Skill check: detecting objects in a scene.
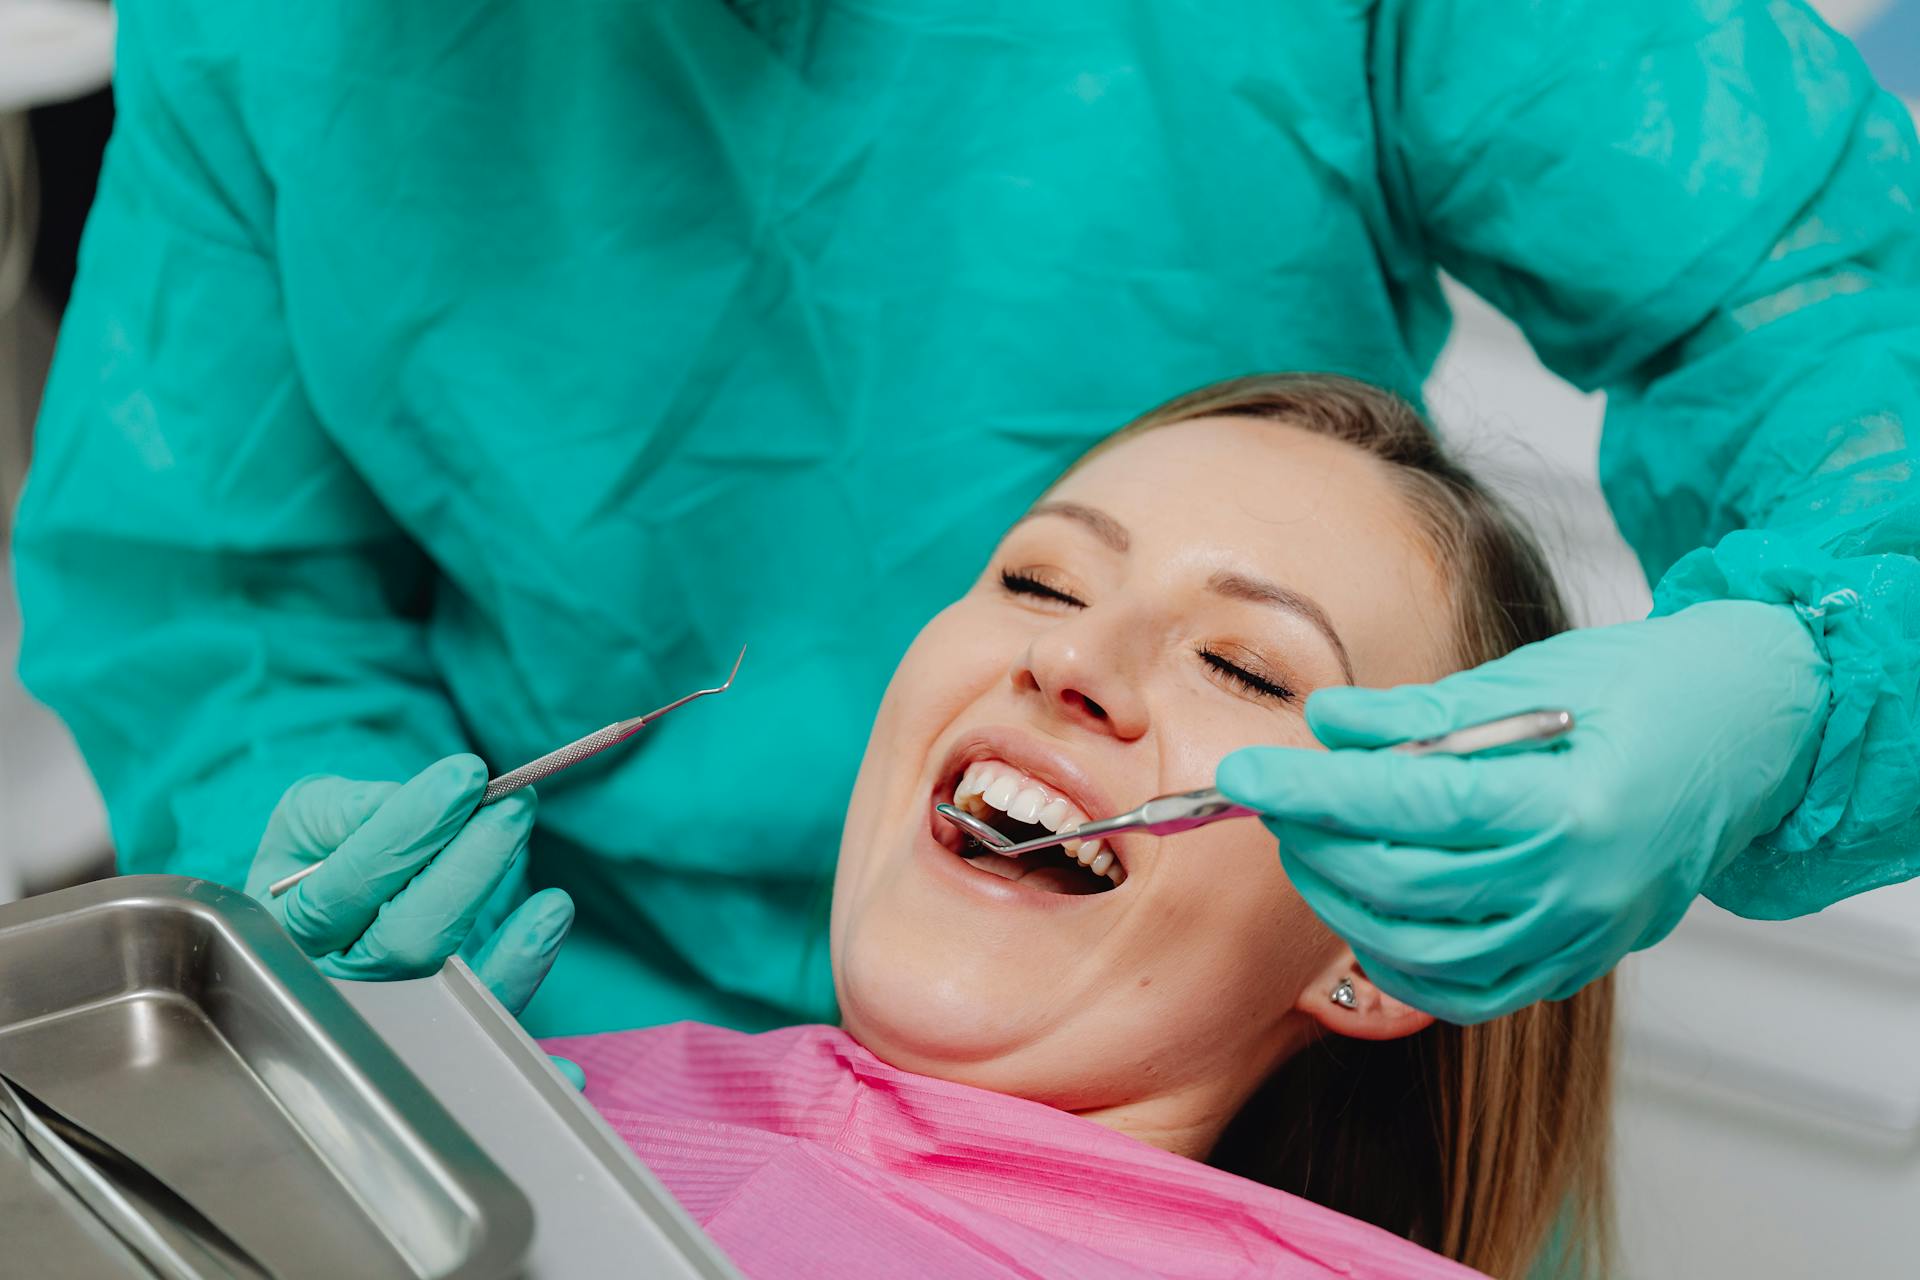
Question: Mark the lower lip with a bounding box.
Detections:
[915,790,1110,910]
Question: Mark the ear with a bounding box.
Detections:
[1295,948,1435,1043]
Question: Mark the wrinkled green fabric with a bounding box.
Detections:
[14,0,1920,1036]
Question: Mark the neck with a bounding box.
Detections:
[1060,1020,1314,1163]
[1069,1076,1254,1162]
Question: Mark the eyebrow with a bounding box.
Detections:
[1015,501,1356,684]
[1208,571,1355,684]
[1018,501,1130,552]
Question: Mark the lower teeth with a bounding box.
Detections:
[947,783,1120,889]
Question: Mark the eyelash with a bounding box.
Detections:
[999,568,1086,607]
[999,569,1297,704]
[1197,647,1297,703]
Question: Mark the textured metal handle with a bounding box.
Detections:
[480,720,640,804]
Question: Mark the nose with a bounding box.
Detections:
[1011,616,1150,740]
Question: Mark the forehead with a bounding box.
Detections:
[1047,416,1459,686]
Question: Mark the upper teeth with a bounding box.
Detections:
[953,761,1125,886]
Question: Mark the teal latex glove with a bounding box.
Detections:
[244,755,574,1016]
[549,1056,587,1091]
[1215,601,1831,1023]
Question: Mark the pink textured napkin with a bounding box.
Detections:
[543,1022,1483,1279]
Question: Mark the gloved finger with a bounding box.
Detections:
[1282,829,1631,1018]
[1351,942,1592,1026]
[1304,648,1569,749]
[1304,684,1478,749]
[278,755,488,956]
[1218,745,1560,849]
[471,889,575,1018]
[260,776,400,863]
[1268,819,1543,922]
[1278,843,1548,989]
[549,1055,586,1091]
[337,790,538,978]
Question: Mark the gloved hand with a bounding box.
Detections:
[1215,601,1830,1024]
[245,754,574,1016]
[549,1056,587,1091]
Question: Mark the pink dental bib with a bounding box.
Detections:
[543,1023,1484,1278]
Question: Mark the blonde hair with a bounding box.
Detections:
[1093,374,1614,1278]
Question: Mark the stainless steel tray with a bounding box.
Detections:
[338,963,742,1280]
[0,876,533,1279]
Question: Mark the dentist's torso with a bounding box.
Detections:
[246,0,1444,1032]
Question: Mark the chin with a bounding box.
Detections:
[837,932,1044,1082]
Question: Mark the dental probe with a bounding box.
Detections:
[268,645,747,899]
[936,707,1574,858]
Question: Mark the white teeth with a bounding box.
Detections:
[1007,787,1045,824]
[946,757,1128,886]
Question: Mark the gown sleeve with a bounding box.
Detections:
[1372,0,1920,915]
[12,3,466,883]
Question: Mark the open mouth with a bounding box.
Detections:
[932,760,1124,895]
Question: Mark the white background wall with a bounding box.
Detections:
[3,1,1919,1274]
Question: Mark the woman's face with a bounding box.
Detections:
[831,416,1458,1146]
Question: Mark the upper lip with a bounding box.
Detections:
[933,726,1125,861]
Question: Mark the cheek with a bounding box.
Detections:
[1148,827,1334,996]
[1140,711,1324,977]
[834,602,1012,886]
[1128,722,1338,1017]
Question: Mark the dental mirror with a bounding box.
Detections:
[935,802,1016,850]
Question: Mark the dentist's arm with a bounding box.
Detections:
[1221,0,1920,1021]
[12,7,561,1005]
[14,4,459,885]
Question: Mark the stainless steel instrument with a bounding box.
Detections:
[0,1069,270,1279]
[937,707,1574,857]
[269,646,745,899]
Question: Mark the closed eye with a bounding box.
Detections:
[1197,646,1296,703]
[1000,568,1086,608]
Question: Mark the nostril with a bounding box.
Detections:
[1065,691,1107,720]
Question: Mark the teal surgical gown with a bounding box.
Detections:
[15,0,1920,1035]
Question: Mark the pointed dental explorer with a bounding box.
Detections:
[268,645,747,898]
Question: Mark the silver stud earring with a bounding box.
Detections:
[1330,977,1357,1009]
